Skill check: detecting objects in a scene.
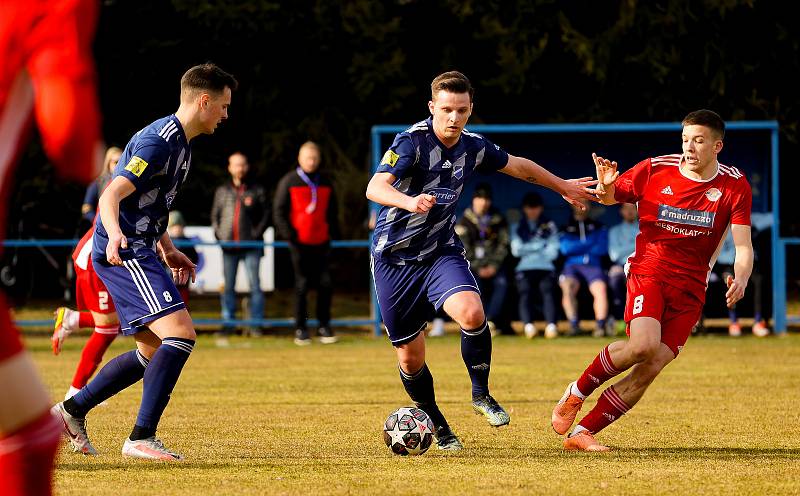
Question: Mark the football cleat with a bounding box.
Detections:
[122,437,184,461]
[552,382,585,435]
[52,307,77,355]
[472,395,510,427]
[434,426,463,451]
[563,430,610,452]
[51,402,97,455]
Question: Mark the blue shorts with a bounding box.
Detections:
[92,236,185,335]
[559,264,607,285]
[371,247,479,346]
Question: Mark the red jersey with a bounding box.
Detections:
[0,0,102,242]
[72,226,95,271]
[614,153,752,299]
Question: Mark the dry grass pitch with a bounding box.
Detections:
[23,331,800,495]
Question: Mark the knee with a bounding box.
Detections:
[398,351,425,374]
[627,341,659,363]
[459,306,486,330]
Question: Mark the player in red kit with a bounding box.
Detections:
[0,0,102,493]
[551,110,753,451]
[52,225,120,400]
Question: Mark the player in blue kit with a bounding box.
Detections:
[52,63,237,461]
[367,71,598,450]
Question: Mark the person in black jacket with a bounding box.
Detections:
[273,141,339,345]
[211,152,270,335]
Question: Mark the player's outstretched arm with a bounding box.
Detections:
[500,155,597,210]
[158,233,196,285]
[726,224,754,308]
[592,153,619,205]
[366,171,436,214]
[98,176,136,266]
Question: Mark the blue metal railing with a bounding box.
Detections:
[3,238,384,336]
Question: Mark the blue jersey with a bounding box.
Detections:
[94,115,191,255]
[371,118,509,264]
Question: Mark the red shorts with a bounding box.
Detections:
[0,293,23,360]
[624,273,704,357]
[75,260,115,314]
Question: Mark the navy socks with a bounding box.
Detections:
[130,337,194,440]
[399,363,449,430]
[65,350,150,418]
[461,320,491,399]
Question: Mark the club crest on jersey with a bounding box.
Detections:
[381,150,399,167]
[453,163,464,180]
[705,188,722,202]
[660,185,673,195]
[426,187,458,205]
[124,156,148,177]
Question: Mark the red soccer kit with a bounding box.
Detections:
[0,0,102,360]
[614,153,752,355]
[73,227,116,315]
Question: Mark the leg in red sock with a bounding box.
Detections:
[70,325,118,389]
[575,345,622,397]
[0,411,60,496]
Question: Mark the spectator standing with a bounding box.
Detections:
[509,192,560,339]
[456,183,512,335]
[77,146,121,234]
[211,152,270,336]
[559,198,610,337]
[274,141,340,345]
[607,203,639,335]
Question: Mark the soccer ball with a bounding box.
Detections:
[383,407,434,456]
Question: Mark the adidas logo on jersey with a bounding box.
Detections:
[661,185,674,195]
[441,160,452,169]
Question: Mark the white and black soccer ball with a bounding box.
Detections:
[383,407,434,456]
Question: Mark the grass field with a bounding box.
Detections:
[24,330,800,495]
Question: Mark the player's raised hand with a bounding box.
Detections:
[560,177,599,210]
[406,193,437,214]
[592,153,619,203]
[593,153,619,189]
[163,249,196,285]
[106,231,128,266]
[725,274,746,308]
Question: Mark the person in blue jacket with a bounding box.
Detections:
[510,192,560,339]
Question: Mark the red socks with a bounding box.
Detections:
[576,345,621,397]
[0,410,61,496]
[70,325,118,389]
[78,312,94,329]
[577,386,631,434]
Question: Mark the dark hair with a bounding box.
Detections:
[682,109,725,139]
[521,192,543,208]
[473,182,492,199]
[431,71,474,102]
[181,63,238,95]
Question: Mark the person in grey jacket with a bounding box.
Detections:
[211,152,270,335]
[510,192,560,339]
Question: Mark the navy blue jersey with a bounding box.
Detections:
[371,118,509,264]
[94,115,191,255]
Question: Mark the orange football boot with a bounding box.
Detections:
[563,430,610,452]
[552,382,584,435]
